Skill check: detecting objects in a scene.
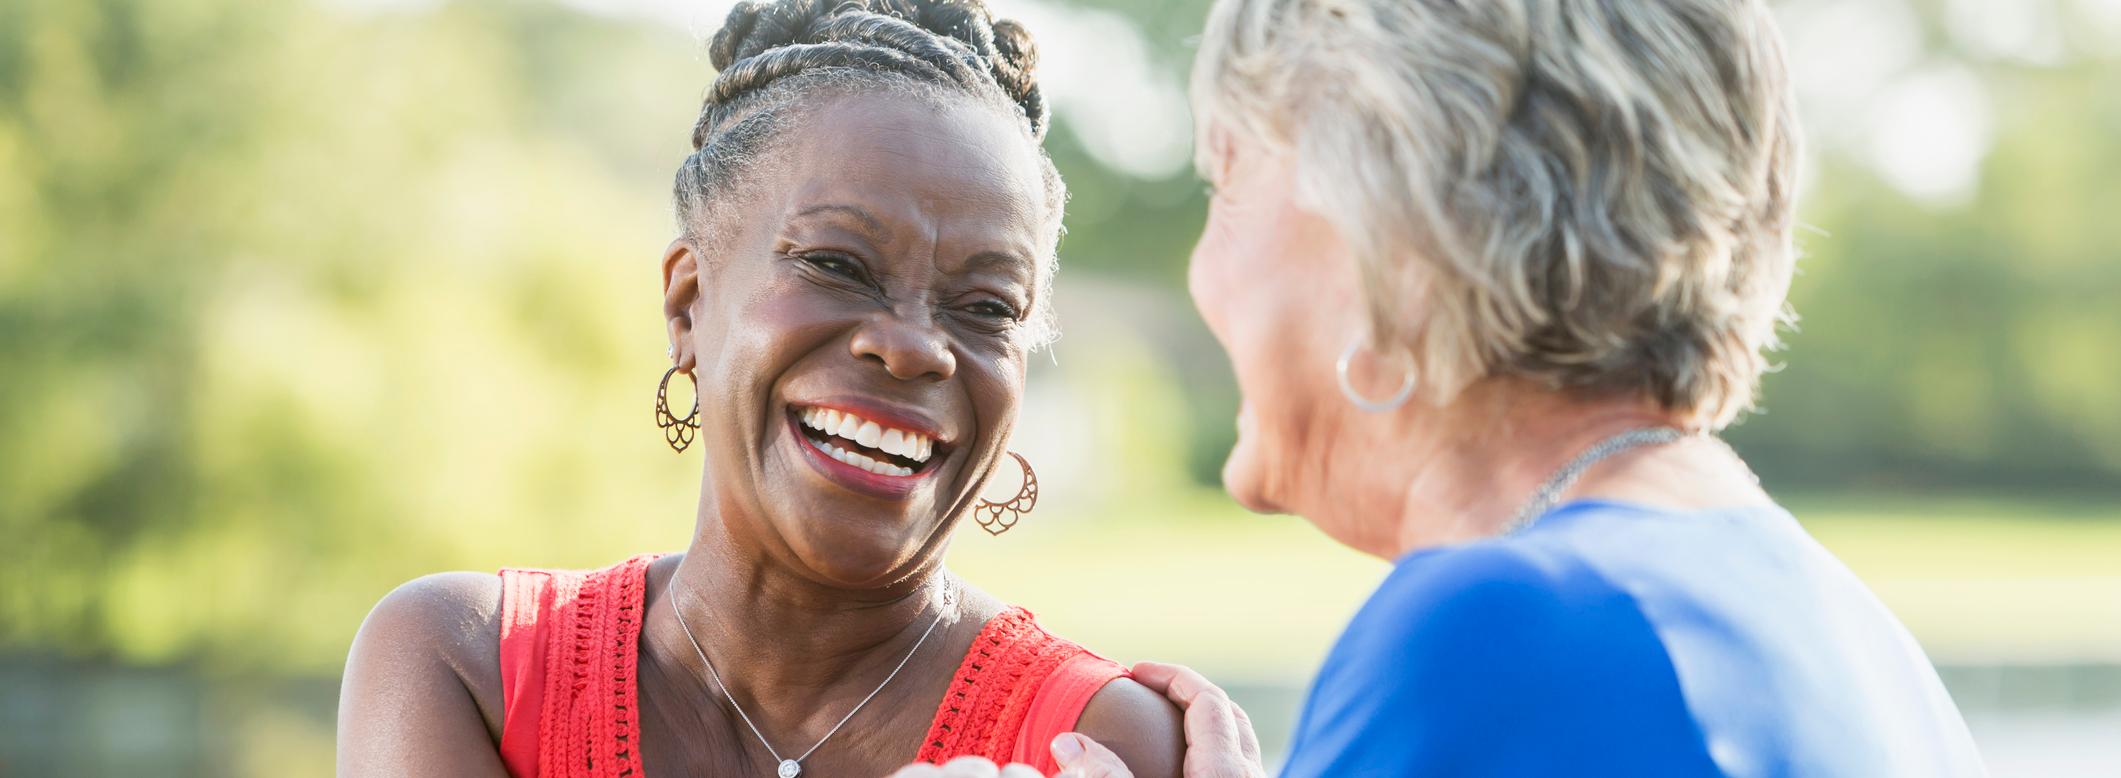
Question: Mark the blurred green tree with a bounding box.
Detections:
[2,0,2117,677]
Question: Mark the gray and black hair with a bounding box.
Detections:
[1195,0,1802,427]
[675,0,1067,346]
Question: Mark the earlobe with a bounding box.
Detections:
[662,238,702,371]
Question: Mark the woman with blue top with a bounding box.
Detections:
[902,0,1987,776]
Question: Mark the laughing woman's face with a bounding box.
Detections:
[661,92,1052,589]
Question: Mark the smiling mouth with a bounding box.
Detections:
[791,405,942,478]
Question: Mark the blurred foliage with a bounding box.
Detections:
[1,0,715,671]
[1735,55,2121,491]
[1,0,2117,685]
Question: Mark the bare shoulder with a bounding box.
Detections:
[353,572,505,713]
[338,572,510,777]
[362,571,504,644]
[1074,676,1185,778]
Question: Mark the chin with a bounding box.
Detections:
[758,466,947,589]
[1220,437,1285,515]
[793,531,931,588]
[750,398,964,583]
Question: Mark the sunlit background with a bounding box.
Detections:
[3,0,2119,774]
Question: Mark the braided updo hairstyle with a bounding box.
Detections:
[674,0,1067,344]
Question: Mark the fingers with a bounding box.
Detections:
[1127,661,1181,697]
[1051,732,1134,778]
[886,758,1045,778]
[1229,696,1262,765]
[1129,661,1218,706]
[1129,662,1266,778]
[1182,691,1250,772]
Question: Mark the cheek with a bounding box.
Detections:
[696,272,848,444]
[711,278,815,379]
[1190,204,1270,370]
[966,353,1025,443]
[1186,206,1233,330]
[1191,204,1315,394]
[1192,202,1319,501]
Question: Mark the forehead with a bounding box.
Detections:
[770,91,1049,247]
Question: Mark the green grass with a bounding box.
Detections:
[1788,495,2121,663]
[949,495,1388,682]
[946,492,2121,681]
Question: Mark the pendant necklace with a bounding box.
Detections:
[670,577,954,778]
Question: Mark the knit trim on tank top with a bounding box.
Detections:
[914,607,1108,767]
[497,556,1121,777]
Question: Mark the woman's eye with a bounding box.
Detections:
[803,253,864,280]
[968,300,1020,320]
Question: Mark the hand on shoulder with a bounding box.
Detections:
[884,670,1200,778]
[1071,676,1186,778]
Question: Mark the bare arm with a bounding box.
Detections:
[884,675,1187,778]
[1035,662,1263,778]
[1069,677,1186,778]
[337,573,509,778]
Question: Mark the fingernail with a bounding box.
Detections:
[1050,733,1085,762]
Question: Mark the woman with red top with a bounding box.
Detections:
[334,1,1185,775]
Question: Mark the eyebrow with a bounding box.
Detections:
[963,251,1034,279]
[794,203,1034,279]
[792,203,887,239]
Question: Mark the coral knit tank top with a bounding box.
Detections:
[495,554,1127,778]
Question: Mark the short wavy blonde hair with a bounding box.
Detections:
[1194,0,1801,428]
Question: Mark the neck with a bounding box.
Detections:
[649,479,961,729]
[1314,380,1706,558]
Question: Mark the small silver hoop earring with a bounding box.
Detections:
[1336,336,1417,413]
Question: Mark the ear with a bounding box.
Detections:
[662,238,702,372]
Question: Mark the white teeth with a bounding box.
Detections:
[796,406,938,468]
[818,441,913,477]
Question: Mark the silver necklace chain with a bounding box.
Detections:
[669,575,954,778]
[1505,426,1691,532]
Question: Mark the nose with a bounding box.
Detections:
[848,310,957,382]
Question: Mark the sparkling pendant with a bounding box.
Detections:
[776,759,801,778]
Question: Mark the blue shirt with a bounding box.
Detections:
[1280,501,1984,777]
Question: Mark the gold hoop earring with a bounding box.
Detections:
[655,365,700,452]
[973,452,1038,536]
